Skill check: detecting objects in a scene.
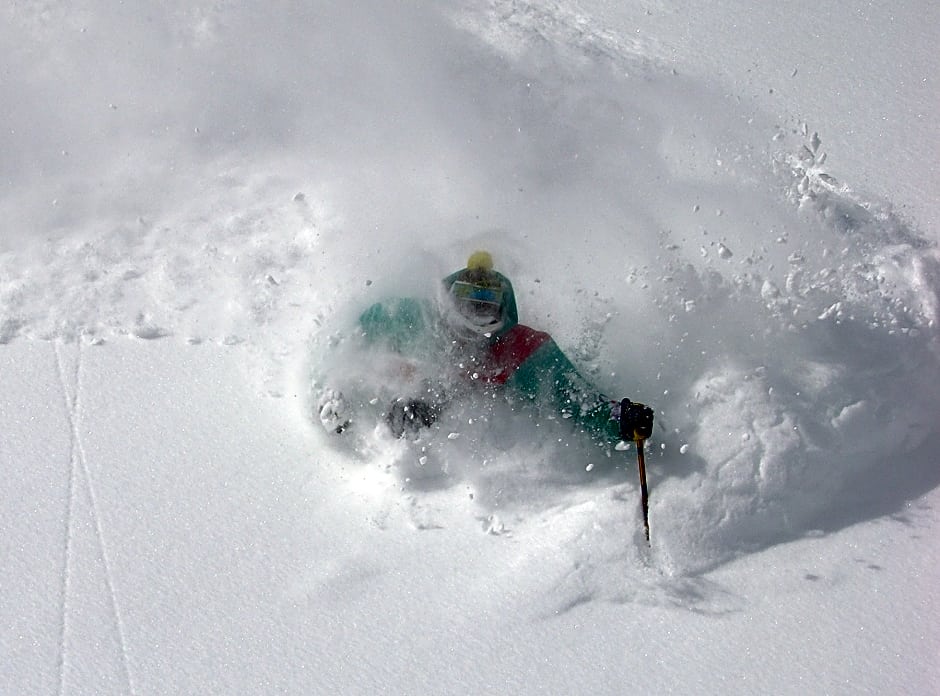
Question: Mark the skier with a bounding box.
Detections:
[316,250,653,450]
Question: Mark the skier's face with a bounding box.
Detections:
[449,279,504,333]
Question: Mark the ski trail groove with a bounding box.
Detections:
[54,342,76,696]
[54,341,137,696]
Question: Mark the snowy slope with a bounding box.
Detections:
[4,339,938,694]
[2,1,939,694]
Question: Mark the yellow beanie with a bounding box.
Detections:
[466,250,493,271]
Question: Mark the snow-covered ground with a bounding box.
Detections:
[2,1,938,693]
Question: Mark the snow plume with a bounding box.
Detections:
[2,0,938,580]
[629,128,940,572]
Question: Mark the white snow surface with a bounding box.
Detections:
[2,1,939,694]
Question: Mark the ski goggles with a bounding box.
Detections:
[450,280,503,322]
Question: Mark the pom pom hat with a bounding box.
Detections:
[466,250,493,272]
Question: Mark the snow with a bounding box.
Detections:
[2,1,939,694]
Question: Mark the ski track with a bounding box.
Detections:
[53,340,136,696]
[54,341,76,696]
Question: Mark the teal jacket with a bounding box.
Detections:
[358,293,623,448]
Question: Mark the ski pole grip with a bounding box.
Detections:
[619,398,654,442]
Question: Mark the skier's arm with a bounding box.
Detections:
[509,337,622,445]
[315,298,432,435]
[358,298,429,353]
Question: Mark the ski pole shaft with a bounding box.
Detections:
[635,437,650,544]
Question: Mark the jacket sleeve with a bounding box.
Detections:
[358,298,430,354]
[508,336,621,446]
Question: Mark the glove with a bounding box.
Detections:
[618,398,654,441]
[385,398,440,439]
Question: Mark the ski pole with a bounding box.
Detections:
[634,435,650,544]
[620,398,653,545]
